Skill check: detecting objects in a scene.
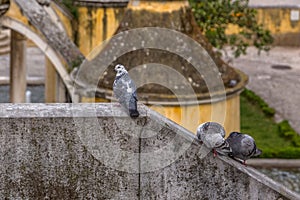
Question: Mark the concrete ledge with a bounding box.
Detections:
[0,76,44,85]
[248,159,300,168]
[249,0,300,8]
[74,0,129,7]
[0,103,299,199]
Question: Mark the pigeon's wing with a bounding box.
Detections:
[197,122,226,147]
[219,127,226,138]
[207,122,226,138]
[196,123,206,141]
[125,74,138,99]
[210,122,226,138]
[113,77,126,101]
[226,132,243,157]
[240,135,262,159]
[114,74,139,110]
[121,74,139,117]
[215,139,232,156]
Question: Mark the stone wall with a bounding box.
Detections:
[0,103,299,199]
[226,0,300,46]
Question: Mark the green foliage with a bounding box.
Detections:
[189,0,273,57]
[278,120,300,147]
[241,89,275,117]
[61,0,79,20]
[262,147,300,159]
[240,89,300,159]
[71,56,84,70]
[261,107,276,117]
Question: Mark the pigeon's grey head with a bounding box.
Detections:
[196,122,226,142]
[228,132,240,138]
[114,64,128,77]
[226,131,262,161]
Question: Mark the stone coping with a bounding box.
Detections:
[249,0,300,8]
[0,103,299,199]
[74,0,129,7]
[248,159,300,168]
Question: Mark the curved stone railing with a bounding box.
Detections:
[0,103,299,199]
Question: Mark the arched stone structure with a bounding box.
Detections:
[0,0,85,102]
[1,17,71,90]
[0,16,79,102]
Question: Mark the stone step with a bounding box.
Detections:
[0,76,45,85]
[0,30,10,55]
[0,39,9,47]
[0,46,10,55]
[0,32,9,41]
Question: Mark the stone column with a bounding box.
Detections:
[45,58,67,103]
[45,58,56,102]
[56,74,67,103]
[10,30,27,103]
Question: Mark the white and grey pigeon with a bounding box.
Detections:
[196,122,232,157]
[113,64,139,118]
[226,132,262,165]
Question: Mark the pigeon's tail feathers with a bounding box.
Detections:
[215,140,232,156]
[196,125,203,141]
[130,109,139,118]
[254,148,262,157]
[129,96,139,118]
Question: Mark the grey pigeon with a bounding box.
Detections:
[196,122,232,157]
[36,0,51,6]
[113,64,139,118]
[226,132,262,165]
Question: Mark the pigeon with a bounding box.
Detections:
[36,0,51,6]
[226,132,262,165]
[196,122,232,157]
[113,64,139,118]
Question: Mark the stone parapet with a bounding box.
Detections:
[0,103,298,199]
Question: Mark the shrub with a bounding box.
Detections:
[277,120,300,147]
[241,89,275,117]
[261,107,275,117]
[261,147,300,159]
[190,0,273,57]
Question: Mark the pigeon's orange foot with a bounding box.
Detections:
[213,149,218,157]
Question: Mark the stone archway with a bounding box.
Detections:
[0,0,86,102]
[0,16,79,102]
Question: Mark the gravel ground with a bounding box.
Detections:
[227,46,300,134]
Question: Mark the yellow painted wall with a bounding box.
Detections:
[82,94,240,136]
[7,1,74,46]
[51,3,74,38]
[226,8,300,34]
[226,8,300,45]
[128,1,188,11]
[151,94,240,136]
[77,7,126,56]
[6,1,30,26]
[256,8,300,34]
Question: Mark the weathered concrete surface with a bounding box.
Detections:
[0,103,299,199]
[0,104,141,199]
